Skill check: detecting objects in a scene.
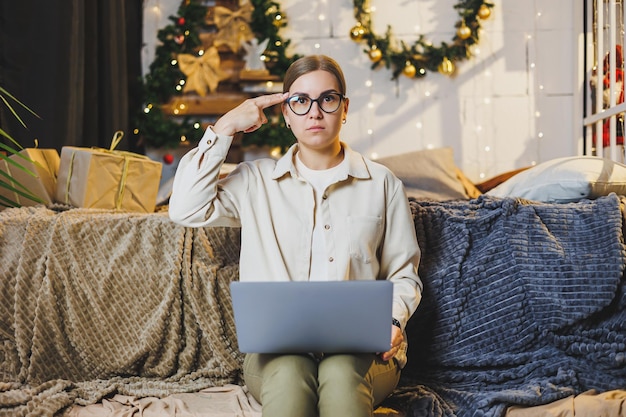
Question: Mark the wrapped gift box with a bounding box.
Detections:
[55,133,162,213]
[0,148,60,207]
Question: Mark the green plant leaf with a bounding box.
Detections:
[0,86,39,128]
[0,86,47,208]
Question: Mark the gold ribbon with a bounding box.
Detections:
[213,3,255,52]
[178,47,228,96]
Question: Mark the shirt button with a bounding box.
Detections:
[322,194,328,200]
[329,257,334,262]
[324,224,330,230]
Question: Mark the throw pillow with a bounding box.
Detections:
[486,156,626,203]
[377,148,470,201]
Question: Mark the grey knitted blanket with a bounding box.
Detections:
[383,195,626,417]
[0,206,243,417]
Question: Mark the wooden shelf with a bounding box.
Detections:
[162,93,249,116]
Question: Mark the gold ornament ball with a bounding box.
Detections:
[438,57,455,76]
[457,23,472,40]
[350,23,367,42]
[369,48,383,63]
[403,63,417,78]
[478,4,491,19]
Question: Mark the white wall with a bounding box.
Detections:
[143,0,583,182]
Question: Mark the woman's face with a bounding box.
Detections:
[282,70,349,151]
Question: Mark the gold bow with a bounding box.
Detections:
[213,3,255,52]
[178,47,228,96]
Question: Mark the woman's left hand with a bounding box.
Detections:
[380,325,403,361]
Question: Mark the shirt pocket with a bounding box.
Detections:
[347,215,383,263]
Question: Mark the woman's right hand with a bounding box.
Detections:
[213,92,289,136]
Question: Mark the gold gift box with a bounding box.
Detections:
[55,132,162,213]
[0,148,60,207]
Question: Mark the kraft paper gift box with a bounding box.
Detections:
[55,132,162,213]
[0,148,60,207]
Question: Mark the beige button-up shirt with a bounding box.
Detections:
[169,128,422,366]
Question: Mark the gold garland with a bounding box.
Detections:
[350,0,494,79]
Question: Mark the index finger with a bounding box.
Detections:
[253,92,289,110]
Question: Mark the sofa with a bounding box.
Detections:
[1,149,625,417]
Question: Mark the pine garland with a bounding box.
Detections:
[133,0,298,150]
[351,0,494,79]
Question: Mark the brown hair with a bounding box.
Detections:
[283,55,347,96]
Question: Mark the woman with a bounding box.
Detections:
[169,55,422,417]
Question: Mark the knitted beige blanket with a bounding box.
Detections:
[0,206,243,417]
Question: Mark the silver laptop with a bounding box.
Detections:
[230,280,393,354]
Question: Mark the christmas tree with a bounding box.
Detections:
[133,0,299,151]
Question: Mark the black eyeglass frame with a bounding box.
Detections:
[284,92,346,116]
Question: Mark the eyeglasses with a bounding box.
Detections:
[285,92,345,116]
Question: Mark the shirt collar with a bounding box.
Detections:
[272,142,371,181]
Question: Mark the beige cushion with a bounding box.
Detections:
[487,156,626,203]
[377,148,470,201]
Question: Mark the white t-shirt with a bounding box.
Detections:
[295,153,348,281]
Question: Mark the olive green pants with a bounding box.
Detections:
[243,353,401,417]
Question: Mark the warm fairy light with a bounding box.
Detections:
[365,80,372,87]
[368,102,374,109]
[270,147,283,159]
[370,152,379,159]
[171,59,178,66]
[415,122,423,129]
[314,43,321,49]
[180,135,187,142]
[367,129,373,135]
[193,123,201,129]
[198,49,205,56]
[318,14,325,21]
